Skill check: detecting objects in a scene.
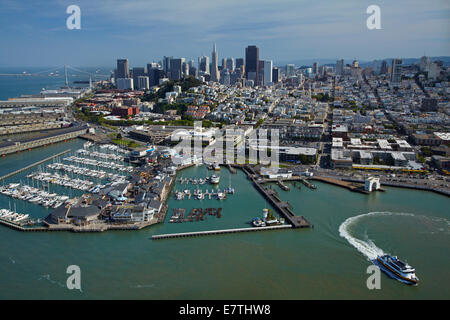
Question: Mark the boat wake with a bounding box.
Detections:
[338,212,415,260]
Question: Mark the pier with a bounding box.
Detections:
[0,149,71,181]
[242,166,311,228]
[311,176,370,194]
[0,126,87,156]
[152,224,292,240]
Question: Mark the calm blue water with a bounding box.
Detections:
[0,67,111,100]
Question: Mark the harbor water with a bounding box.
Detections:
[0,139,449,299]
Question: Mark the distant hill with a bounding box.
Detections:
[275,56,450,68]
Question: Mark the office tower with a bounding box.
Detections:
[147,66,163,87]
[263,60,273,86]
[225,58,234,72]
[198,56,210,74]
[188,60,195,69]
[272,67,280,83]
[182,61,189,77]
[132,67,146,88]
[236,58,244,73]
[352,60,359,68]
[380,60,388,74]
[286,64,295,77]
[312,62,319,74]
[163,56,172,76]
[372,60,378,74]
[146,62,159,73]
[137,76,149,90]
[190,66,198,78]
[117,78,134,90]
[170,58,184,80]
[419,56,431,72]
[245,45,259,84]
[428,62,440,80]
[220,69,231,85]
[222,58,228,70]
[117,59,130,79]
[391,59,402,83]
[210,43,220,82]
[336,59,344,76]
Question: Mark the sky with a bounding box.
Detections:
[0,0,449,68]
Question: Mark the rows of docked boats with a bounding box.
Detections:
[178,175,220,185]
[63,155,134,172]
[84,142,128,154]
[0,183,70,208]
[76,149,124,162]
[174,187,235,200]
[0,209,29,223]
[26,172,94,191]
[47,162,125,181]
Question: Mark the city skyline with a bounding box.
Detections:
[0,0,449,67]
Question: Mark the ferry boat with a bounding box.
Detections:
[210,175,220,184]
[372,254,419,285]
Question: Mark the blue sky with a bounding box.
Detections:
[0,0,449,68]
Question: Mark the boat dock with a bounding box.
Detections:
[242,166,311,228]
[277,180,290,191]
[311,176,370,194]
[0,149,71,181]
[152,224,292,240]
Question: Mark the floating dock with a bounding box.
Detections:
[152,224,292,240]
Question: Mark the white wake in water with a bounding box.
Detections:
[338,212,415,260]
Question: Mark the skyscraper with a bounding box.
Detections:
[245,45,259,84]
[236,58,245,73]
[170,58,184,80]
[163,56,172,77]
[132,67,146,88]
[117,59,130,79]
[198,56,210,74]
[380,60,388,74]
[391,59,402,83]
[286,64,295,77]
[264,60,273,86]
[272,67,280,83]
[336,59,344,76]
[312,62,319,74]
[211,43,220,82]
[225,58,234,72]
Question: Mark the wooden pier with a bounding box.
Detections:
[311,176,369,194]
[0,149,72,181]
[241,166,312,228]
[152,224,292,240]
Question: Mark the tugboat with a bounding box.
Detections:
[372,254,419,285]
[213,162,220,171]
